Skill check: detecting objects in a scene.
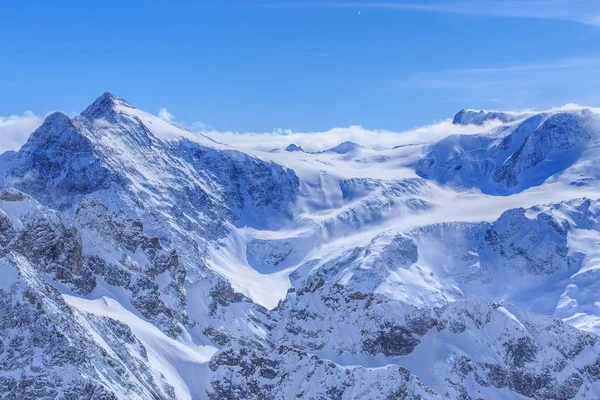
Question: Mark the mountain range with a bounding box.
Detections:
[2,93,600,399]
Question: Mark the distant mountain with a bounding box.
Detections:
[285,143,304,152]
[417,109,599,194]
[452,108,532,125]
[2,93,600,399]
[326,140,362,154]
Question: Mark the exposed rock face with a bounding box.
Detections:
[493,113,592,189]
[0,189,91,290]
[0,189,187,336]
[484,206,580,275]
[267,281,600,399]
[290,233,418,292]
[199,274,600,399]
[0,112,118,209]
[207,345,436,400]
[75,199,189,335]
[405,198,600,318]
[0,254,175,399]
[176,139,300,228]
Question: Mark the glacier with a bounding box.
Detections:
[2,93,600,398]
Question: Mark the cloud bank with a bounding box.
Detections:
[201,120,499,152]
[194,104,600,153]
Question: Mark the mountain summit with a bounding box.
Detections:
[81,91,134,120]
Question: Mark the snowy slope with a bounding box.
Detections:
[3,94,600,398]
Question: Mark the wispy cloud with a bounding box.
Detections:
[189,121,212,131]
[182,103,600,153]
[0,111,43,153]
[449,57,600,74]
[157,108,175,123]
[377,57,600,92]
[155,108,211,132]
[254,1,600,26]
[388,56,600,109]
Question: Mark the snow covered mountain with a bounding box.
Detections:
[417,108,600,194]
[2,93,600,399]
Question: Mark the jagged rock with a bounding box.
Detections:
[0,254,174,399]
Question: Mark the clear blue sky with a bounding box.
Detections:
[2,0,600,132]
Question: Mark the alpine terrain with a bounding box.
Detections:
[3,93,600,399]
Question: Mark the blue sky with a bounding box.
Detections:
[1,0,600,133]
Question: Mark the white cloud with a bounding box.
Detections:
[189,121,212,131]
[202,119,503,152]
[5,102,598,158]
[202,103,600,153]
[93,118,117,129]
[157,108,174,123]
[0,111,43,153]
[155,108,211,131]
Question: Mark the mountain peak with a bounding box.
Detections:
[98,91,118,101]
[81,92,134,120]
[452,108,528,126]
[44,111,72,126]
[285,144,304,152]
[327,141,361,154]
[26,112,74,139]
